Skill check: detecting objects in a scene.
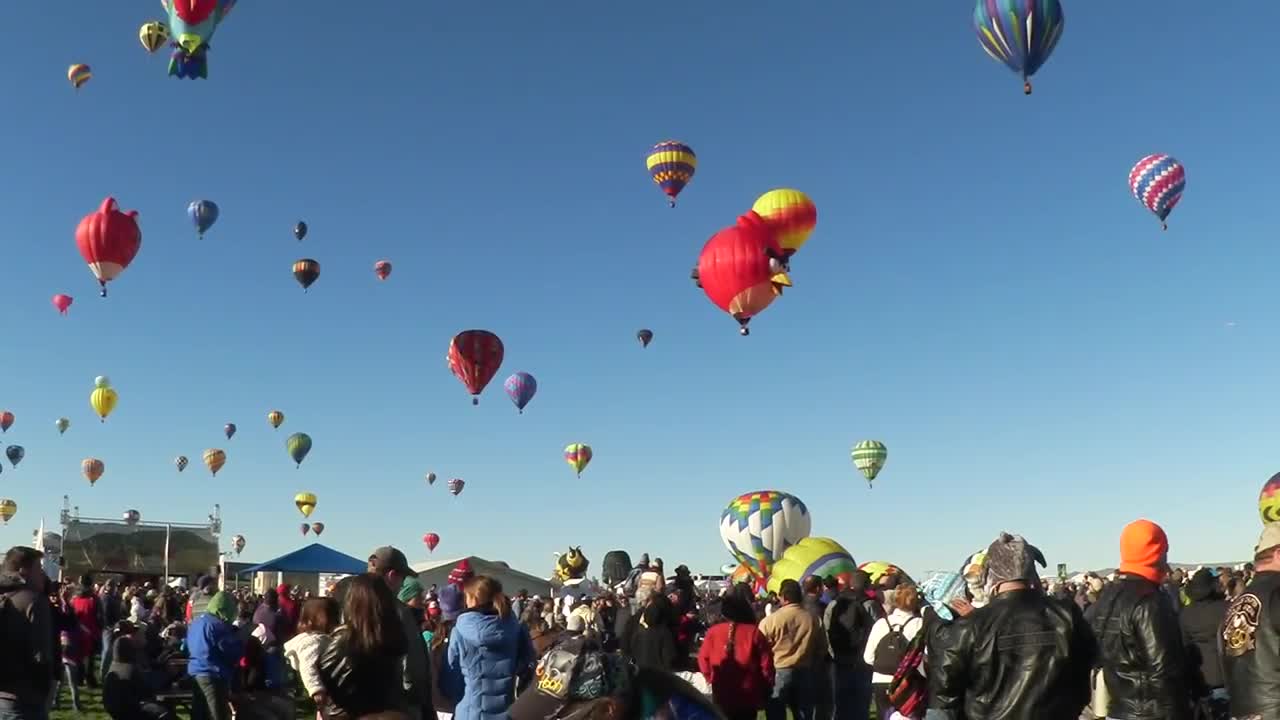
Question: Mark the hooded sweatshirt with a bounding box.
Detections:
[442,606,533,720]
[0,570,56,704]
[187,592,244,681]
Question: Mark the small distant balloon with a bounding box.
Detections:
[503,372,537,414]
[231,534,246,555]
[94,376,110,389]
[300,523,311,536]
[0,499,15,524]
[139,21,169,53]
[6,445,24,467]
[295,492,318,517]
[55,417,70,435]
[311,522,325,536]
[82,458,104,486]
[123,509,140,526]
[175,455,188,472]
[203,449,226,476]
[0,412,13,433]
[52,294,73,315]
[374,261,392,281]
[294,222,308,241]
[636,329,653,348]
[293,259,320,291]
[426,472,437,486]
[224,423,237,440]
[424,533,440,552]
[267,410,284,429]
[68,64,91,90]
[564,443,593,477]
[188,200,219,239]
[448,478,465,496]
[287,433,312,468]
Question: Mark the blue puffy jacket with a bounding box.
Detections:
[442,608,532,720]
[186,614,243,682]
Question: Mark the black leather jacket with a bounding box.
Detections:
[1087,574,1191,720]
[316,628,408,718]
[1223,571,1280,719]
[935,589,1093,720]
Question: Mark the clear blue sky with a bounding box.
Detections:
[0,2,1273,579]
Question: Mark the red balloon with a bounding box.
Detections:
[51,294,73,315]
[696,211,790,335]
[0,412,12,432]
[75,198,142,297]
[447,330,504,405]
[424,532,440,552]
[375,260,392,280]
[174,0,218,25]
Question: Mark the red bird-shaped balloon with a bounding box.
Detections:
[696,211,791,335]
[75,198,142,297]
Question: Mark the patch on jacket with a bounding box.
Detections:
[1222,592,1262,657]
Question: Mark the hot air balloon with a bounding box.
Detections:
[851,440,887,487]
[68,64,92,90]
[564,443,592,477]
[295,492,317,517]
[859,561,914,587]
[139,21,169,53]
[224,423,236,440]
[503,372,537,414]
[448,478,465,496]
[76,198,142,297]
[751,189,817,257]
[6,446,24,468]
[123,509,141,526]
[231,534,246,555]
[82,458,104,486]
[311,522,325,536]
[294,221,307,241]
[189,200,219,239]
[52,294,73,315]
[374,261,392,280]
[94,376,110,388]
[164,0,236,79]
[424,533,440,552]
[0,412,13,433]
[447,330,504,405]
[766,537,857,594]
[90,384,118,422]
[0,499,15,524]
[426,472,437,486]
[974,0,1064,95]
[646,141,696,207]
[293,259,320,291]
[1259,473,1280,524]
[300,523,310,536]
[1129,154,1186,230]
[636,329,653,348]
[175,455,188,472]
[203,449,226,476]
[696,211,791,335]
[287,433,312,468]
[719,490,812,584]
[267,410,284,429]
[55,418,70,435]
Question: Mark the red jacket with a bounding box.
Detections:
[697,621,775,714]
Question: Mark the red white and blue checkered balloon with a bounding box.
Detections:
[1129,154,1186,230]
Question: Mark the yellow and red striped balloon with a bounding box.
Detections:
[751,189,817,256]
[67,64,92,90]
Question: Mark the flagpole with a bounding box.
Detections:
[164,523,171,583]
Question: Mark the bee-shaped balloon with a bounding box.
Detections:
[554,546,589,582]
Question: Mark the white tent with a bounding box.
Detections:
[410,556,554,597]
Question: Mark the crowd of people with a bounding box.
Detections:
[2,519,1280,720]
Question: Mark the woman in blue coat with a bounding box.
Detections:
[441,576,534,720]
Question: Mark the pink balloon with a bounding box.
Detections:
[52,294,73,315]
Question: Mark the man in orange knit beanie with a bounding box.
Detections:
[1086,519,1191,720]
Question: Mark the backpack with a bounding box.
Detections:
[886,630,927,719]
[826,595,872,658]
[872,620,913,675]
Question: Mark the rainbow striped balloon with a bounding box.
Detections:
[646,141,696,207]
[67,64,92,90]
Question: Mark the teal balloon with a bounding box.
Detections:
[286,432,312,468]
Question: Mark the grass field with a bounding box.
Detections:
[49,684,318,720]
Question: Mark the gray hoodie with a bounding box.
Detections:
[0,570,56,704]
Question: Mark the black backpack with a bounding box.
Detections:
[872,621,912,675]
[827,595,872,657]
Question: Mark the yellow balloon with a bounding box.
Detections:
[267,410,285,429]
[751,188,818,256]
[0,498,16,524]
[295,491,318,518]
[90,387,118,422]
[203,449,226,476]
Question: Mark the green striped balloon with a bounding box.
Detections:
[287,432,312,468]
[851,440,887,486]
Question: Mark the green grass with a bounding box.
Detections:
[50,683,318,720]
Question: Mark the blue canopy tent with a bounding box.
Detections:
[237,543,367,576]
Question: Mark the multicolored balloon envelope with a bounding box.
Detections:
[503,372,537,414]
[564,443,592,477]
[751,189,817,257]
[973,0,1065,94]
[851,440,888,487]
[766,537,857,594]
[164,0,236,79]
[203,449,226,476]
[448,478,465,496]
[719,490,811,583]
[1259,473,1280,524]
[287,433,312,467]
[0,499,15,524]
[68,64,92,90]
[231,534,246,555]
[1129,154,1186,230]
[646,141,696,207]
[293,259,320,291]
[189,200,219,238]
